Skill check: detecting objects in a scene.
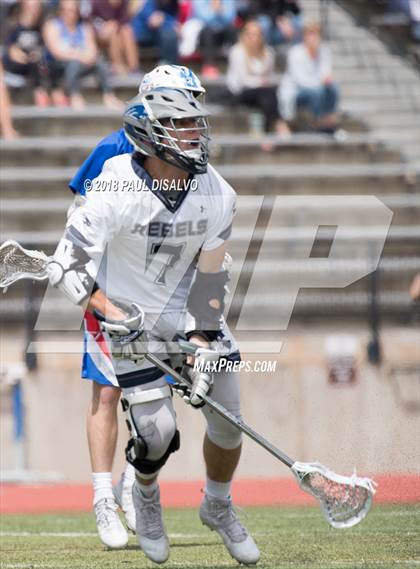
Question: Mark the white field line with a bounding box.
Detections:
[1,562,420,569]
[0,531,206,538]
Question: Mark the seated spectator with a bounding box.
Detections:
[250,0,303,46]
[43,0,123,109]
[0,63,20,139]
[227,19,290,149]
[193,0,237,78]
[3,0,51,107]
[131,0,179,65]
[90,0,140,75]
[280,22,340,133]
[178,0,204,59]
[388,0,420,41]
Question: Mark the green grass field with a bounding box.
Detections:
[1,505,419,569]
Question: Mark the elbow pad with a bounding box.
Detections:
[47,237,97,305]
[185,269,229,341]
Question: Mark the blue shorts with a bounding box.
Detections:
[82,312,118,386]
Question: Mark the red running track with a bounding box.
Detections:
[1,475,419,514]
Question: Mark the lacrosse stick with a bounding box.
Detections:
[145,346,377,530]
[0,240,50,290]
[0,240,377,528]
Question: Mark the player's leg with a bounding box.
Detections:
[83,314,135,546]
[120,23,140,72]
[122,376,179,564]
[200,369,260,565]
[87,381,129,549]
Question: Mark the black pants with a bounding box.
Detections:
[199,25,236,65]
[3,56,46,89]
[236,86,281,132]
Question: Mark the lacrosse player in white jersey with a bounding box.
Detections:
[48,68,260,565]
[69,66,209,551]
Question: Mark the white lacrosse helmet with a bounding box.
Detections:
[124,87,210,174]
[139,65,205,98]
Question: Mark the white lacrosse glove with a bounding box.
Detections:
[94,302,147,364]
[188,347,220,407]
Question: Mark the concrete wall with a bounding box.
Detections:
[1,324,419,482]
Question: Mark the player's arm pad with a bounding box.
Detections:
[46,233,97,305]
[185,269,229,342]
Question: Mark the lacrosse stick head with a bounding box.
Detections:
[291,461,377,529]
[0,240,49,288]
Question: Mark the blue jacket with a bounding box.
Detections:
[131,0,178,42]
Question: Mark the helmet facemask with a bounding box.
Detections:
[124,88,211,174]
[151,115,210,174]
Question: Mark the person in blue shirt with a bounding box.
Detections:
[193,0,237,78]
[69,65,206,550]
[131,0,179,65]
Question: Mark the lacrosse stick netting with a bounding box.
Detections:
[144,352,377,529]
[291,461,377,528]
[0,240,50,288]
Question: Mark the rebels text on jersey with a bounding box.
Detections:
[67,153,236,314]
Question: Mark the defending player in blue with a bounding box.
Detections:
[53,65,260,565]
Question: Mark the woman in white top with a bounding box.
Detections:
[227,19,290,145]
[280,22,340,132]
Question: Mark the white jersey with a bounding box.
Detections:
[67,153,236,316]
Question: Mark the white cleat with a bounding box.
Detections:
[94,497,128,549]
[133,482,170,564]
[200,495,260,565]
[113,474,136,533]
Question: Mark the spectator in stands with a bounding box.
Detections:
[193,0,237,78]
[227,19,290,149]
[388,0,420,41]
[280,22,340,133]
[0,63,20,139]
[178,0,203,59]
[43,0,123,109]
[131,0,179,65]
[249,0,303,46]
[3,0,51,107]
[90,0,140,75]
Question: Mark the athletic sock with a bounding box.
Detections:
[92,472,114,505]
[123,463,136,487]
[137,479,159,498]
[205,478,232,501]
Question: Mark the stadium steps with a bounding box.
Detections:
[1,0,417,322]
[1,163,417,198]
[2,194,418,238]
[10,105,367,136]
[301,0,419,168]
[2,224,418,261]
[0,133,403,167]
[1,253,417,321]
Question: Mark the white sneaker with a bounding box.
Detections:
[113,474,136,533]
[133,482,169,564]
[94,497,128,549]
[200,495,260,565]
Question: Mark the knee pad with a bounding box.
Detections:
[121,385,180,476]
[125,429,180,475]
